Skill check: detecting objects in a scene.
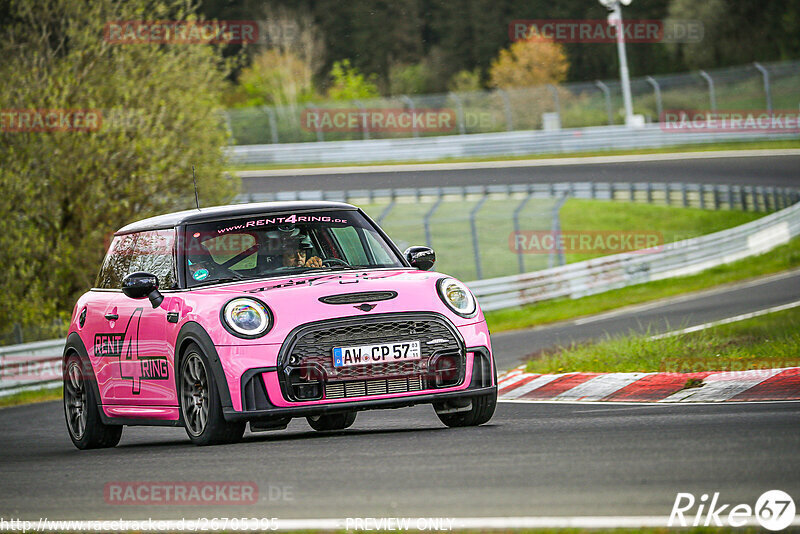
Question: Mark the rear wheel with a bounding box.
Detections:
[63,355,122,449]
[306,411,357,431]
[180,344,245,446]
[434,391,497,427]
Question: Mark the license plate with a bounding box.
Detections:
[332,340,421,368]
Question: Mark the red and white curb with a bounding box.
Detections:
[497,366,800,402]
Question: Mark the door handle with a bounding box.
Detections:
[104,313,119,321]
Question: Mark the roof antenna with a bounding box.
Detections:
[192,165,201,210]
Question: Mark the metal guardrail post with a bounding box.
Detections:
[377,194,396,224]
[470,195,489,280]
[496,89,514,131]
[728,185,735,210]
[595,80,614,125]
[682,183,688,207]
[353,100,369,140]
[512,193,534,274]
[400,95,419,138]
[629,182,635,202]
[448,92,466,135]
[699,184,706,209]
[262,106,279,144]
[713,185,720,210]
[423,191,444,248]
[548,193,569,268]
[645,76,663,121]
[753,62,773,113]
[699,70,717,112]
[548,84,561,122]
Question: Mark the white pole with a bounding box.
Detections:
[610,1,634,125]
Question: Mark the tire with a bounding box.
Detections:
[179,343,245,446]
[435,391,497,428]
[63,354,123,450]
[306,411,357,431]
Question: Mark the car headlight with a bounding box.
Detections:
[221,297,273,338]
[437,278,477,318]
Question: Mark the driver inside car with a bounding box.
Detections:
[282,234,323,268]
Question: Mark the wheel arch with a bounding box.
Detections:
[174,322,233,411]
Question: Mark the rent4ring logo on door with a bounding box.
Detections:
[94,308,169,393]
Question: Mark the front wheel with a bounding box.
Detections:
[180,344,245,446]
[306,412,357,431]
[63,355,122,449]
[434,392,497,427]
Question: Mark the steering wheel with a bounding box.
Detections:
[322,258,351,267]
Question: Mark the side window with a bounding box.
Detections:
[364,231,395,264]
[129,229,177,288]
[96,234,137,289]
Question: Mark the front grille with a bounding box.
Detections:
[325,376,424,399]
[278,313,464,401]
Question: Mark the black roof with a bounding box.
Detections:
[116,201,357,235]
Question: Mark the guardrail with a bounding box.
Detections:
[468,199,800,311]
[0,339,64,396]
[229,124,800,165]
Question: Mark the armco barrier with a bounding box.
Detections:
[2,191,799,395]
[228,124,800,165]
[467,199,800,311]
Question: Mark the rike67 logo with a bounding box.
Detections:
[669,490,796,530]
[94,308,169,394]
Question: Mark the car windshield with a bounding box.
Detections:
[184,209,404,286]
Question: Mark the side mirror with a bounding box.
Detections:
[404,246,436,271]
[122,272,164,308]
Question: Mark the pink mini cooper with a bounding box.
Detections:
[63,202,496,447]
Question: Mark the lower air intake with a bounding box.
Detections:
[325,376,424,399]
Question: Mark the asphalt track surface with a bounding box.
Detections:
[1,272,799,522]
[241,153,800,194]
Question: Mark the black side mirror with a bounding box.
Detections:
[404,246,436,271]
[122,272,164,308]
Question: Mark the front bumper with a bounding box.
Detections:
[222,345,496,423]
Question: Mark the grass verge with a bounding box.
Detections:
[226,139,800,172]
[0,385,62,409]
[525,307,800,374]
[485,236,800,333]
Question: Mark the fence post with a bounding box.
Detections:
[728,185,735,210]
[448,92,466,135]
[753,62,773,113]
[713,185,720,210]
[595,80,614,125]
[512,193,534,274]
[423,191,444,248]
[400,95,419,138]
[740,186,748,211]
[699,70,717,112]
[548,193,569,268]
[496,89,514,131]
[682,183,688,207]
[353,100,369,140]
[699,184,706,209]
[307,103,324,142]
[645,76,663,121]
[262,106,279,144]
[548,84,561,122]
[470,194,489,279]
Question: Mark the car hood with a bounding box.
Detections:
[176,269,483,345]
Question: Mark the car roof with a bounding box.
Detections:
[115,201,358,235]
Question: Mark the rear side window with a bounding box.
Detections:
[96,230,176,289]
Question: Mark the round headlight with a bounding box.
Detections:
[437,278,477,318]
[222,298,272,338]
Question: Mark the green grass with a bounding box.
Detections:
[485,236,800,333]
[226,138,800,172]
[0,385,62,409]
[525,306,800,374]
[355,198,761,283]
